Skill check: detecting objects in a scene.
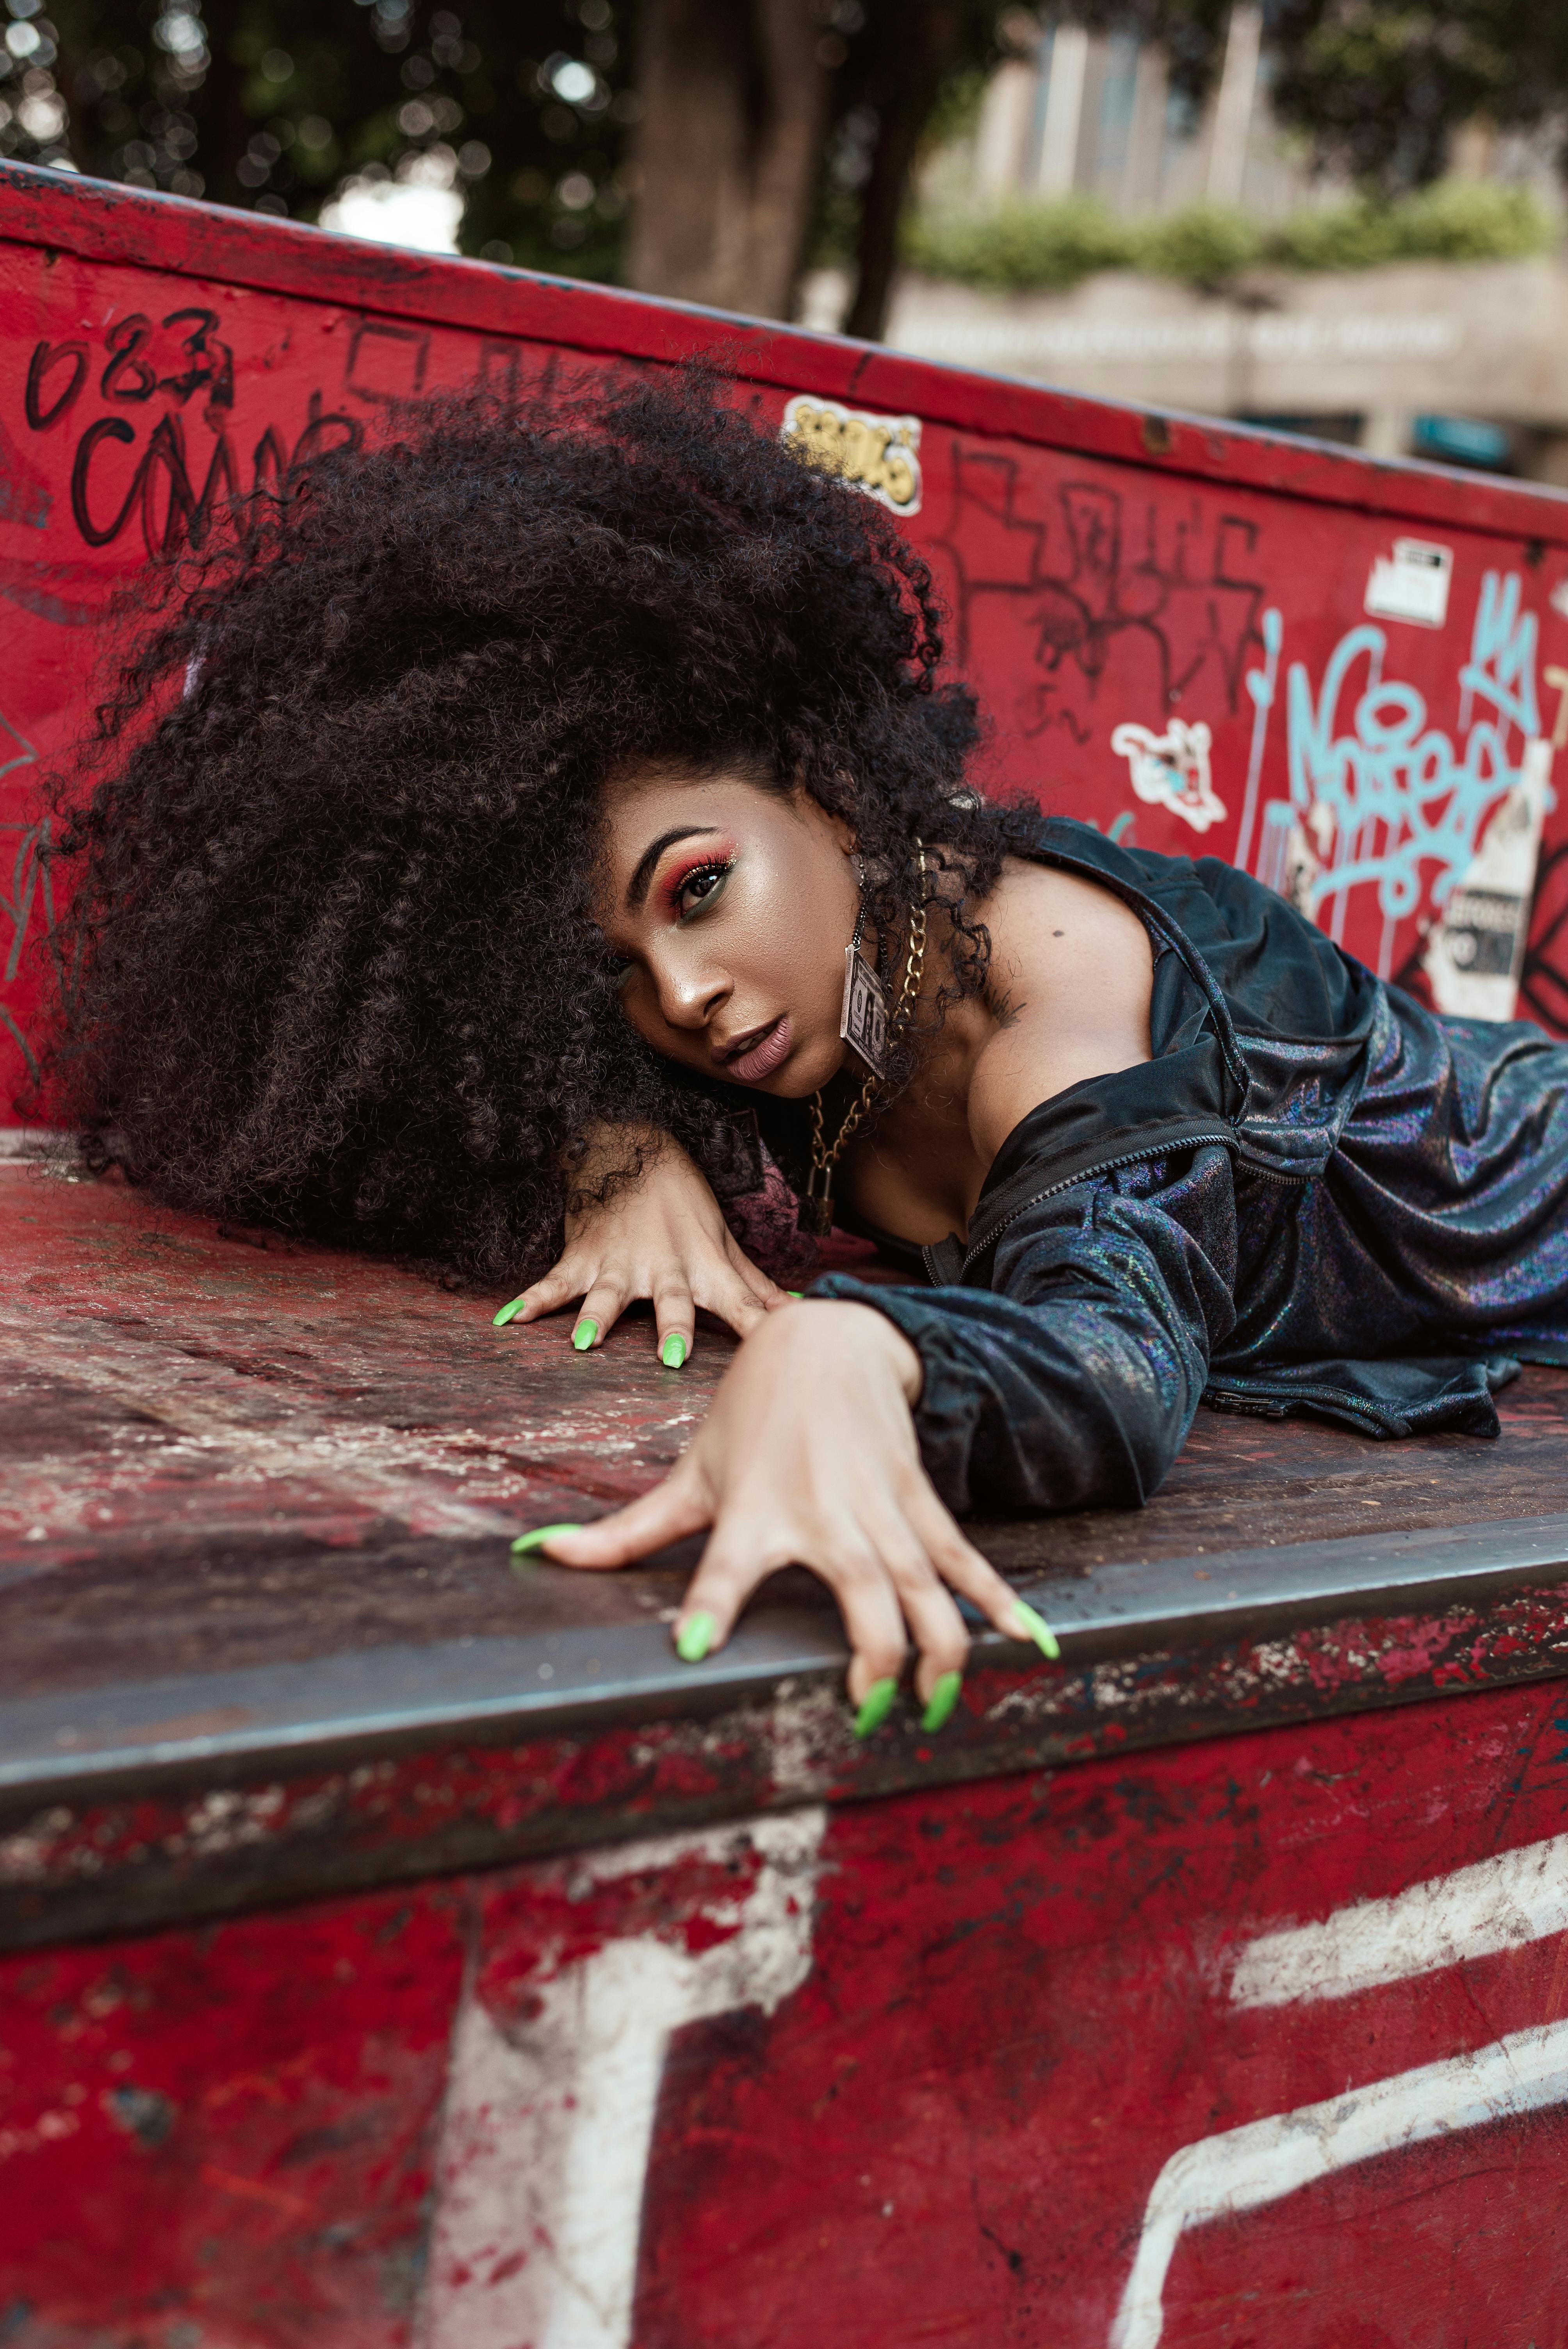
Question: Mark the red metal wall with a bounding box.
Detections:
[5,1677,1568,2347]
[6,163,1568,1113]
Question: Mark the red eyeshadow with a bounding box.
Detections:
[659,842,734,910]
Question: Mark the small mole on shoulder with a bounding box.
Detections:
[1052,929,1064,937]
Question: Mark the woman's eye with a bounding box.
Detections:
[676,862,730,919]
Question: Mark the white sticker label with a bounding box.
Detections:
[1365,537,1453,629]
[780,396,922,515]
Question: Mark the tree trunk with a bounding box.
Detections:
[625,0,830,321]
[842,0,964,344]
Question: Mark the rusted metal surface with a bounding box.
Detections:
[7,1163,1568,1953]
[4,1677,1568,2346]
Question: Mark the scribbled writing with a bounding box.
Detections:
[937,451,1267,743]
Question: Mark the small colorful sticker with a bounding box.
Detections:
[1365,537,1453,630]
[1110,718,1226,835]
[780,396,923,515]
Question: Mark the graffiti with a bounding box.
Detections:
[1111,718,1225,834]
[66,392,362,561]
[938,452,1267,745]
[1278,572,1548,969]
[23,339,89,433]
[780,396,923,514]
[426,1810,826,2349]
[1233,606,1282,874]
[1115,1828,1568,2349]
[22,312,366,563]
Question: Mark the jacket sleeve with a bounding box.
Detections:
[811,1144,1238,1515]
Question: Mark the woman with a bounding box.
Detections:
[52,378,1568,1734]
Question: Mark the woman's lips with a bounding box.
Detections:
[723,1016,792,1083]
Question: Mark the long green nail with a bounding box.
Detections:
[660,1331,687,1369]
[786,1290,805,1299]
[572,1318,599,1352]
[675,1611,716,1663]
[494,1294,527,1327]
[510,1521,583,1556]
[1011,1599,1061,1661]
[853,1677,898,1738]
[921,1671,963,1733]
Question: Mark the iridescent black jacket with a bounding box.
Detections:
[813,818,1568,1517]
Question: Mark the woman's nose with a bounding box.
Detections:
[653,950,731,1033]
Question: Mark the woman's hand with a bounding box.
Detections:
[496,1126,787,1364]
[530,1302,1044,1731]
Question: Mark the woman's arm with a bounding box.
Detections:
[817,1144,1239,1515]
[531,1145,1236,1725]
[497,1124,788,1363]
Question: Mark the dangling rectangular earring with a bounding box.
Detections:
[839,899,888,1076]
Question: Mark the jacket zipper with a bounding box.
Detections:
[948,1127,1237,1281]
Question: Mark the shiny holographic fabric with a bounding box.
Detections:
[815,820,1568,1516]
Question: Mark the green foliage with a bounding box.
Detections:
[903,192,1132,291]
[1266,192,1395,271]
[1272,179,1556,270]
[1131,199,1262,281]
[904,176,1559,294]
[1384,175,1555,262]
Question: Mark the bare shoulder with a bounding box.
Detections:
[964,856,1154,1165]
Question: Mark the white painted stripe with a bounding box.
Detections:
[423,1807,825,2349]
[1109,2018,1568,2349]
[1229,1832,1568,2007]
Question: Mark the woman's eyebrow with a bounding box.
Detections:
[627,826,719,911]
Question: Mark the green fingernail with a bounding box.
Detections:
[660,1332,687,1370]
[1012,1599,1061,1661]
[675,1611,715,1663]
[921,1671,963,1733]
[787,1290,805,1299]
[510,1521,583,1556]
[572,1318,599,1352]
[853,1677,898,1738]
[493,1295,527,1327]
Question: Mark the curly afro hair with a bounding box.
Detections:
[47,370,1030,1287]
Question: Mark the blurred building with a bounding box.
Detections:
[804,8,1568,485]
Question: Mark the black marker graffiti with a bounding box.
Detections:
[935,447,1267,745]
[68,392,362,560]
[24,340,88,433]
[100,314,159,403]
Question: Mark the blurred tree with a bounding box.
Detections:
[622,0,832,314]
[1263,1,1568,191]
[618,0,1019,337]
[0,0,1023,328]
[5,0,646,276]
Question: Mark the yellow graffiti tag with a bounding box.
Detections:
[780,396,923,515]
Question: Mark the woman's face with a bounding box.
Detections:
[595,773,861,1097]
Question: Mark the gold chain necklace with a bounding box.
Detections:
[798,844,927,1238]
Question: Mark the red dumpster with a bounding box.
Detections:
[4,160,1568,2349]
